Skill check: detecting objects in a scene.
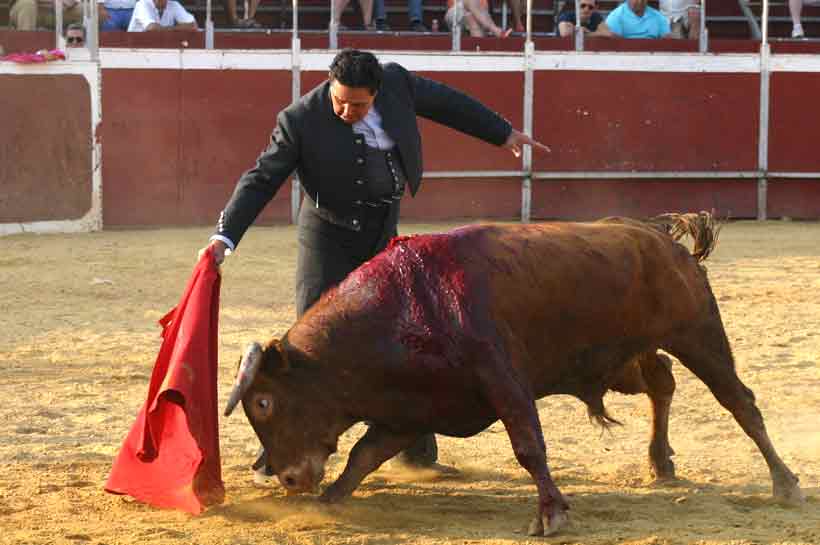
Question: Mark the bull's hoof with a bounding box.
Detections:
[527,510,569,537]
[318,483,349,504]
[774,481,804,505]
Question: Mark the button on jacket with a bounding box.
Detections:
[215,62,512,248]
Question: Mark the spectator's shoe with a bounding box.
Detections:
[791,25,805,39]
[376,18,391,31]
[410,20,429,32]
[237,18,263,29]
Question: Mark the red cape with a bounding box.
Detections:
[105,249,225,513]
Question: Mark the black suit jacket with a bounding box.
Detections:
[215,62,512,247]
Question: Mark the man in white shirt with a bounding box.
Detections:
[659,0,700,40]
[127,0,197,31]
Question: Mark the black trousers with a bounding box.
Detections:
[293,201,437,466]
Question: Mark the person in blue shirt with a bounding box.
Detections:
[557,0,604,37]
[596,0,671,38]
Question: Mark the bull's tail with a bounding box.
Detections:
[649,211,721,262]
[586,396,622,431]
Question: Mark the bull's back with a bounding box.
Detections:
[459,222,710,356]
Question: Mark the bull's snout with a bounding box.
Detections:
[277,459,326,494]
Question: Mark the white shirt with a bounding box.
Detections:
[128,0,195,31]
[659,0,698,20]
[353,106,396,151]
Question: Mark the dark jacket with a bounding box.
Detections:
[215,62,512,247]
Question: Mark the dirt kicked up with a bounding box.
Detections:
[0,220,818,545]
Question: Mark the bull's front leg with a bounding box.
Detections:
[479,365,569,536]
[319,425,418,503]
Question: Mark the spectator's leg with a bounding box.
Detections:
[359,0,374,26]
[687,5,700,40]
[119,8,135,30]
[223,0,239,26]
[10,0,38,30]
[333,0,352,25]
[246,0,260,20]
[507,0,524,32]
[374,0,387,24]
[64,3,83,27]
[464,12,484,35]
[790,0,804,37]
[557,21,574,37]
[407,0,423,25]
[465,0,510,37]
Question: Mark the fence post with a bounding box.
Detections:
[291,0,302,223]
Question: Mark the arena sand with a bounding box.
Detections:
[0,220,818,545]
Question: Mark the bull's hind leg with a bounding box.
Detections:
[610,352,677,481]
[665,316,803,503]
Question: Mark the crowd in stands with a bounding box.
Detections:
[1,0,816,39]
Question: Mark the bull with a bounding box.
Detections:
[224,213,802,536]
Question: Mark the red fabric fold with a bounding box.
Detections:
[105,249,225,513]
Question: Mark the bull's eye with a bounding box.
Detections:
[251,392,274,419]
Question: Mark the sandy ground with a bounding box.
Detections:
[1,219,819,545]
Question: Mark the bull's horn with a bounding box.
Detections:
[224,342,263,417]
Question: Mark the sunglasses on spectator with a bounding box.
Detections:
[66,36,84,45]
[580,3,595,9]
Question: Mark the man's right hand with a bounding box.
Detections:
[198,240,228,265]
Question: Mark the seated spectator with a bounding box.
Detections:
[65,22,85,46]
[659,0,700,40]
[790,0,820,38]
[224,0,261,28]
[330,0,374,30]
[127,0,197,30]
[445,0,512,37]
[9,0,82,30]
[557,0,603,37]
[99,0,137,31]
[373,0,427,31]
[595,0,670,38]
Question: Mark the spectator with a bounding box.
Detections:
[330,0,374,29]
[127,0,197,31]
[9,0,82,30]
[596,0,670,38]
[224,0,261,28]
[659,0,700,40]
[504,0,524,33]
[373,0,427,31]
[444,0,512,37]
[65,22,85,46]
[557,0,603,37]
[99,0,137,31]
[789,0,820,38]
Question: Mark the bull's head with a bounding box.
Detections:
[224,340,341,495]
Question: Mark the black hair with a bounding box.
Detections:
[328,49,383,95]
[65,22,85,37]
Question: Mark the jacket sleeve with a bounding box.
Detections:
[398,65,512,146]
[213,108,301,249]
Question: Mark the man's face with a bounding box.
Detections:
[628,0,647,13]
[330,80,376,125]
[65,28,84,47]
[579,0,596,22]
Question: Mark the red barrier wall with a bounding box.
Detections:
[0,74,92,223]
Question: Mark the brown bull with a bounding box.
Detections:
[224,213,802,536]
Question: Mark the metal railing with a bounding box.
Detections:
[66,0,813,222]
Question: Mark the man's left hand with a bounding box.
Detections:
[503,129,551,157]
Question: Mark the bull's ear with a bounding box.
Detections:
[262,338,291,374]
